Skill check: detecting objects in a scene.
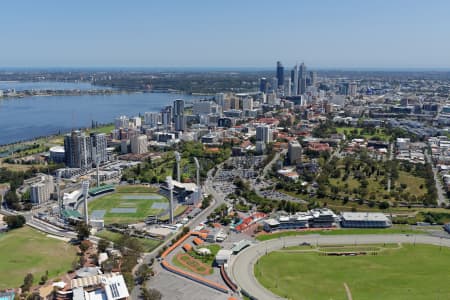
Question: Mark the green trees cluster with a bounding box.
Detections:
[4,215,26,229]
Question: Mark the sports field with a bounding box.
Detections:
[0,226,77,289]
[255,244,450,300]
[88,189,168,224]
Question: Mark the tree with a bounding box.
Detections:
[75,222,91,240]
[39,270,48,285]
[141,287,162,300]
[22,273,34,292]
[97,239,110,253]
[136,264,153,284]
[4,215,26,229]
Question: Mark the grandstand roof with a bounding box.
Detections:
[88,184,115,196]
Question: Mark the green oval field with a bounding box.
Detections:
[255,244,450,300]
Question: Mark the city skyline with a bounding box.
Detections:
[1,0,450,69]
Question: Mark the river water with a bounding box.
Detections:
[0,82,202,145]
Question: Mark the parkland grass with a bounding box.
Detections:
[0,226,77,289]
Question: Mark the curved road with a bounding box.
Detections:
[229,234,450,300]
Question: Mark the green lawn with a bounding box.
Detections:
[335,126,390,141]
[397,171,426,198]
[95,230,161,252]
[256,227,424,241]
[255,244,450,300]
[0,226,77,289]
[88,190,168,224]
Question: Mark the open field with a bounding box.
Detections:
[95,229,161,252]
[0,226,77,289]
[255,226,424,241]
[88,189,168,224]
[255,244,450,300]
[335,126,391,141]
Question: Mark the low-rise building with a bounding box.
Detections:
[340,212,392,228]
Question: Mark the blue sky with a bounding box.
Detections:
[1,0,450,69]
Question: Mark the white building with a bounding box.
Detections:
[130,116,142,128]
[130,135,148,154]
[30,175,54,204]
[114,115,128,129]
[288,140,302,165]
[396,138,411,151]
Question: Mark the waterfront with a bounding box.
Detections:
[0,91,202,145]
[0,81,109,91]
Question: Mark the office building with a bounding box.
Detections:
[299,62,307,94]
[173,99,186,131]
[161,105,173,129]
[193,101,213,115]
[90,133,107,165]
[276,61,284,88]
[130,135,148,154]
[349,82,358,97]
[64,131,92,169]
[259,77,268,94]
[288,140,302,165]
[241,96,253,110]
[256,125,272,144]
[291,65,299,95]
[215,92,225,109]
[114,115,128,129]
[309,71,317,86]
[285,77,291,96]
[144,112,160,127]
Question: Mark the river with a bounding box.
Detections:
[0,82,203,145]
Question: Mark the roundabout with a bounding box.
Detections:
[229,234,450,300]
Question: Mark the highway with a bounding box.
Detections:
[229,233,450,300]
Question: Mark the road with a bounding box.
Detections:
[425,151,448,207]
[229,233,450,300]
[131,160,229,299]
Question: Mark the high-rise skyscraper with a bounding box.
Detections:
[292,64,299,95]
[299,62,307,94]
[276,61,284,88]
[309,71,317,87]
[256,125,272,144]
[173,99,186,131]
[161,105,173,130]
[90,132,107,166]
[259,77,268,94]
[64,130,92,169]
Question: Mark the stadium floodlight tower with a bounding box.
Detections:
[81,180,90,224]
[174,151,181,182]
[56,170,62,216]
[166,176,174,224]
[193,157,200,187]
[96,153,100,188]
